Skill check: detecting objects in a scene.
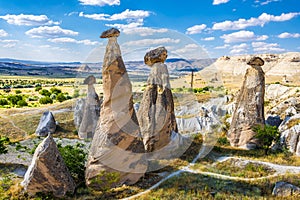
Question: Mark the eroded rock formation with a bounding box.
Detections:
[21,134,75,197]
[78,75,101,139]
[85,28,146,190]
[137,47,178,152]
[228,57,265,149]
[35,111,56,137]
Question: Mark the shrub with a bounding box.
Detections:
[253,125,280,155]
[7,95,23,105]
[15,90,22,94]
[50,87,62,95]
[72,89,80,98]
[35,85,42,91]
[57,143,87,183]
[56,93,67,102]
[39,96,53,104]
[0,99,9,106]
[17,99,28,107]
[39,89,51,97]
[50,93,57,100]
[0,136,10,154]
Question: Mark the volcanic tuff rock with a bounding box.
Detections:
[35,111,56,137]
[21,134,75,197]
[272,181,300,197]
[228,57,265,149]
[78,75,101,139]
[85,28,146,190]
[74,98,86,129]
[138,47,178,152]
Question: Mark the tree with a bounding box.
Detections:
[50,87,62,95]
[253,125,280,155]
[17,99,28,107]
[39,89,51,97]
[56,93,66,102]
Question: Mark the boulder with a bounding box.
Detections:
[266,115,282,127]
[272,181,300,197]
[228,57,265,149]
[78,75,101,139]
[137,47,178,152]
[85,28,146,190]
[35,111,56,137]
[21,134,75,197]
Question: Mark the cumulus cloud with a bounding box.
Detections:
[48,37,99,45]
[123,38,180,46]
[0,29,8,37]
[0,14,59,26]
[212,12,300,31]
[173,43,200,54]
[213,0,230,5]
[186,24,207,35]
[252,42,285,52]
[278,32,300,38]
[25,26,79,38]
[202,37,215,41]
[78,0,120,6]
[221,30,268,43]
[0,39,18,48]
[79,9,150,21]
[230,43,248,54]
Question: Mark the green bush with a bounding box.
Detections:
[15,90,22,94]
[50,93,57,100]
[57,143,87,183]
[39,89,51,97]
[39,96,53,104]
[50,87,62,95]
[0,136,10,154]
[0,99,9,106]
[17,99,28,107]
[7,95,23,105]
[56,93,67,102]
[253,125,280,155]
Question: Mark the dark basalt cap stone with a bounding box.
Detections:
[100,28,120,38]
[144,47,168,66]
[247,56,264,66]
[84,75,96,85]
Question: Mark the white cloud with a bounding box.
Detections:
[0,39,18,48]
[106,23,168,36]
[213,0,230,5]
[214,44,230,49]
[25,26,79,38]
[186,24,207,35]
[221,30,268,43]
[230,43,248,54]
[278,32,300,38]
[123,38,180,46]
[48,37,99,45]
[173,43,200,54]
[0,29,8,37]
[78,0,120,6]
[0,14,59,26]
[202,37,215,41]
[252,42,285,52]
[212,12,300,31]
[79,9,150,21]
[255,0,280,6]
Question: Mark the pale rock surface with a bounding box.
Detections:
[78,75,101,139]
[35,111,56,137]
[21,134,75,197]
[228,57,265,149]
[85,28,146,190]
[74,98,86,129]
[272,181,300,197]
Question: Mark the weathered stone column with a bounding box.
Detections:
[138,47,178,152]
[85,28,146,190]
[228,56,265,149]
[78,75,101,139]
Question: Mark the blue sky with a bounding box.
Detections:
[0,0,299,62]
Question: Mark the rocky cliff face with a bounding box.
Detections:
[85,28,146,190]
[228,57,265,149]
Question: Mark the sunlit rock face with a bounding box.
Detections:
[85,28,146,190]
[228,57,265,149]
[21,134,75,197]
[35,111,56,137]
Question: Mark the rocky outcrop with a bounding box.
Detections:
[21,134,75,197]
[78,75,101,139]
[228,57,265,149]
[35,111,56,137]
[279,114,300,156]
[272,181,300,197]
[137,47,178,152]
[85,28,146,190]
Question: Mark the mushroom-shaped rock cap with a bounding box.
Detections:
[247,56,264,66]
[144,47,168,66]
[100,28,120,38]
[84,75,96,85]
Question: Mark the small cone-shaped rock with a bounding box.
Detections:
[21,134,75,197]
[78,75,101,139]
[138,47,178,152]
[228,57,265,149]
[35,111,56,137]
[85,28,146,190]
